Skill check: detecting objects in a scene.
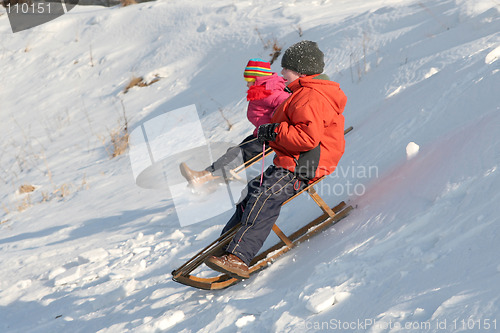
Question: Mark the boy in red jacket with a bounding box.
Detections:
[180,59,289,187]
[205,41,347,279]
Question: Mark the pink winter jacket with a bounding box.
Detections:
[247,73,290,137]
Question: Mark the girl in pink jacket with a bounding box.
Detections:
[245,60,290,137]
[180,59,290,187]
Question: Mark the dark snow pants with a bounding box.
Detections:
[205,134,267,178]
[221,165,307,265]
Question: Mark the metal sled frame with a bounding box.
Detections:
[171,177,353,290]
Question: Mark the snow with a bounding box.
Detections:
[405,142,420,160]
[235,315,256,328]
[485,45,500,64]
[304,286,337,314]
[155,310,185,331]
[1,0,499,332]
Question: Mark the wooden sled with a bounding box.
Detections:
[171,176,353,290]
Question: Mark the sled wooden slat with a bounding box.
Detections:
[271,224,293,248]
[173,274,238,290]
[307,187,336,218]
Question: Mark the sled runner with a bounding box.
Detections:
[171,126,354,290]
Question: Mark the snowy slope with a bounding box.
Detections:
[1,0,499,332]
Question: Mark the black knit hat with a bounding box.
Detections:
[281,40,324,75]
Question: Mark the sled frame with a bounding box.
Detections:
[171,126,354,290]
[171,177,353,290]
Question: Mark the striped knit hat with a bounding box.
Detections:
[243,58,272,82]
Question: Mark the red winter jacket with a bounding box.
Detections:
[247,73,290,137]
[270,74,347,182]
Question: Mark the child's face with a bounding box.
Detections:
[281,68,302,84]
[246,81,255,88]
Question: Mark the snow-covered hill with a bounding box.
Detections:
[1,0,499,332]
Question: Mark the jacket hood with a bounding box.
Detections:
[288,74,347,114]
[254,73,287,91]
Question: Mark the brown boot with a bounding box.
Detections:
[179,162,219,188]
[205,253,250,279]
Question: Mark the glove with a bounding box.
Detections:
[257,123,279,143]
